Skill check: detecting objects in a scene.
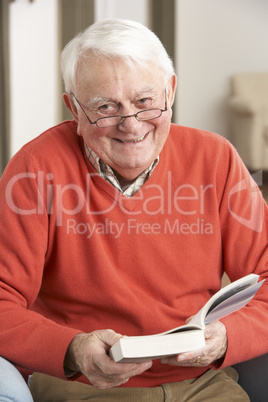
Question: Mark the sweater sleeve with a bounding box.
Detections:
[0,150,81,378]
[217,142,268,367]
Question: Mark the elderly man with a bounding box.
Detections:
[0,19,267,401]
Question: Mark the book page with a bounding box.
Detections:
[205,280,264,324]
[187,274,262,329]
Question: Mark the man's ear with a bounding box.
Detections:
[62,93,79,121]
[167,74,177,107]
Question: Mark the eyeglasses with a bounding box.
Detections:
[71,91,167,128]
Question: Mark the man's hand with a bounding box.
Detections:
[161,321,227,367]
[64,330,152,389]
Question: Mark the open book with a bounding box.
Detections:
[109,274,264,363]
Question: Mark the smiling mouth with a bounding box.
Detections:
[115,132,148,144]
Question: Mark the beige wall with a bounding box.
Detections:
[175,0,268,139]
[95,0,150,25]
[9,0,60,156]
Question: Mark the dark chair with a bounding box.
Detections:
[233,353,268,401]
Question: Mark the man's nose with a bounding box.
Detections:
[117,113,142,131]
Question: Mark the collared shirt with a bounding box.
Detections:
[84,143,159,197]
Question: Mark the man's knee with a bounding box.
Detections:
[0,357,33,402]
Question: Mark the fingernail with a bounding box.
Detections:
[177,354,185,361]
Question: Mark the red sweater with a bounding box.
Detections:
[0,121,267,387]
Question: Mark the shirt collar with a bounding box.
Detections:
[84,142,159,197]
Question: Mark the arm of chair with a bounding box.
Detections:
[228,97,260,115]
[232,353,268,401]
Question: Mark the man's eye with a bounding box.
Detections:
[98,104,118,115]
[139,98,149,104]
[137,98,152,107]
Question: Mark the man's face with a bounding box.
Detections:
[66,56,176,180]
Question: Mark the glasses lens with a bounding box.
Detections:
[137,109,162,121]
[96,109,163,127]
[96,116,122,128]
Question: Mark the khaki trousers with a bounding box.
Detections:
[29,367,249,402]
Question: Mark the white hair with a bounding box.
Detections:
[61,19,175,94]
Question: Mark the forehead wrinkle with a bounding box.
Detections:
[133,87,157,97]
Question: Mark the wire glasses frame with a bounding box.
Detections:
[71,91,167,128]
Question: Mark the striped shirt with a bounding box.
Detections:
[84,143,159,197]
